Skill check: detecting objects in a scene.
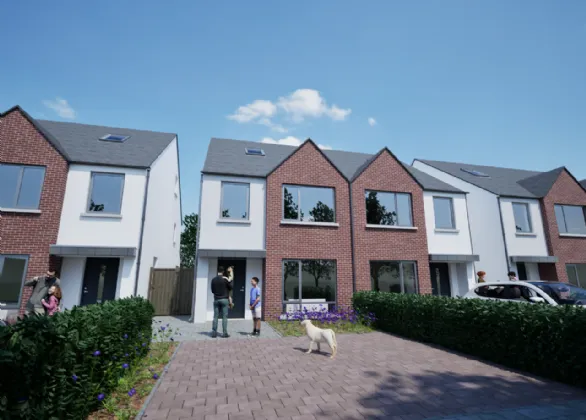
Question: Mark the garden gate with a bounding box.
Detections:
[147,267,194,316]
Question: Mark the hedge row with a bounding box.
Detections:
[0,297,154,419]
[353,291,586,388]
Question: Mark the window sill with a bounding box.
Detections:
[80,213,122,219]
[281,220,339,227]
[217,219,251,225]
[560,233,586,238]
[435,228,459,234]
[366,224,417,231]
[0,207,41,214]
[516,232,537,237]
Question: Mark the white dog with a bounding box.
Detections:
[301,319,337,359]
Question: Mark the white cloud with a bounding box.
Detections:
[261,136,332,150]
[42,97,76,119]
[277,89,351,122]
[258,118,288,133]
[368,117,376,126]
[227,99,276,123]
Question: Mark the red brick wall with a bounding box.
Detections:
[351,151,431,294]
[541,170,586,283]
[0,110,68,313]
[265,142,353,319]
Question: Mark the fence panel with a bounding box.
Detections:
[148,267,194,316]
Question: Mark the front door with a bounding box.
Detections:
[217,259,246,319]
[430,263,451,296]
[81,258,120,306]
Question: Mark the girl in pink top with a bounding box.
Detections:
[41,285,62,316]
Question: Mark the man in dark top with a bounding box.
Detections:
[211,266,233,338]
[24,270,60,315]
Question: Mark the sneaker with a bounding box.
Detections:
[221,333,230,338]
[211,331,217,338]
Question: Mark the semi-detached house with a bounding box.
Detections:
[413,160,586,287]
[0,106,181,317]
[193,138,478,322]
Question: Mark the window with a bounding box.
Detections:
[433,197,455,229]
[460,168,490,177]
[370,261,418,294]
[100,134,130,142]
[220,182,249,219]
[282,260,336,313]
[512,202,532,233]
[566,264,586,288]
[245,147,265,156]
[87,173,125,214]
[365,191,412,227]
[0,255,29,306]
[283,185,335,223]
[555,205,586,235]
[0,164,46,210]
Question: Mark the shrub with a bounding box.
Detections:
[0,297,154,419]
[353,291,586,388]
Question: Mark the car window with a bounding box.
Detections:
[537,283,586,305]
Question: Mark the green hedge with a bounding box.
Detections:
[0,297,154,419]
[353,291,586,387]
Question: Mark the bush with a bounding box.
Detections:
[353,291,586,388]
[0,297,154,419]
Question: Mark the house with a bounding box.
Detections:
[413,160,586,286]
[0,106,181,315]
[193,138,476,322]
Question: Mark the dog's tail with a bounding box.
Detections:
[331,330,337,349]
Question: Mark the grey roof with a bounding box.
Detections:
[416,159,557,198]
[36,120,176,168]
[203,138,464,193]
[581,179,586,189]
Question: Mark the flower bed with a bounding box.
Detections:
[270,308,376,337]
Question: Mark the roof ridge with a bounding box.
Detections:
[37,119,176,136]
[419,158,541,174]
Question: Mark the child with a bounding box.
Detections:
[41,285,62,316]
[249,277,261,336]
[223,266,234,309]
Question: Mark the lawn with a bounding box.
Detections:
[268,308,376,337]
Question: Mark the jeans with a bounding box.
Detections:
[212,298,229,334]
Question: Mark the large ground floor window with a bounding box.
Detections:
[0,255,29,307]
[283,260,337,313]
[370,261,418,294]
[566,264,586,288]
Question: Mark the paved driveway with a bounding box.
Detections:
[142,332,586,419]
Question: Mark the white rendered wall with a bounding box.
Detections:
[198,175,266,251]
[194,257,209,323]
[414,161,508,281]
[499,198,548,257]
[423,192,473,255]
[136,139,181,298]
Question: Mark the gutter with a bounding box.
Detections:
[348,183,357,294]
[496,196,511,273]
[133,168,151,296]
[464,195,476,275]
[189,173,204,322]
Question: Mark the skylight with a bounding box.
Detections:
[245,147,265,156]
[460,168,490,178]
[100,134,130,143]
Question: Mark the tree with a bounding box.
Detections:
[180,213,198,268]
[283,188,301,220]
[303,260,334,288]
[89,200,104,212]
[365,192,396,225]
[309,201,334,222]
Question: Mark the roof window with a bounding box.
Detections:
[245,147,265,156]
[100,134,130,143]
[460,168,490,178]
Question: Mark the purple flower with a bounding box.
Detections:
[160,326,166,331]
[97,393,105,401]
[153,373,159,379]
[72,375,78,382]
[123,334,128,339]
[128,388,136,397]
[142,343,147,347]
[122,363,129,369]
[93,350,101,357]
[125,353,129,357]
[17,397,28,403]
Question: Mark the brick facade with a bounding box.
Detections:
[264,142,353,319]
[0,109,68,313]
[540,170,586,283]
[351,150,432,294]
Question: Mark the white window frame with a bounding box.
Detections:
[0,254,30,308]
[220,181,250,220]
[433,196,456,230]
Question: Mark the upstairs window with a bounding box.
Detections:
[87,173,125,214]
[0,164,46,210]
[283,185,335,223]
[555,204,586,235]
[365,191,412,227]
[433,197,455,229]
[100,134,130,143]
[512,202,532,233]
[220,182,249,220]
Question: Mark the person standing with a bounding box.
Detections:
[249,277,262,336]
[477,271,486,283]
[211,266,232,338]
[24,270,60,316]
[508,271,518,281]
[41,285,62,316]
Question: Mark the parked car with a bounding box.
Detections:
[464,281,558,306]
[527,281,586,306]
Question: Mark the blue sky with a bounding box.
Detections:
[2,1,585,217]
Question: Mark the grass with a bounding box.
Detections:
[268,320,374,337]
[87,341,176,420]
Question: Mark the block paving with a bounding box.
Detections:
[141,332,586,419]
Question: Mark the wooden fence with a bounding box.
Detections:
[147,267,194,316]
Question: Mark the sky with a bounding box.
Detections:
[1,1,585,218]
